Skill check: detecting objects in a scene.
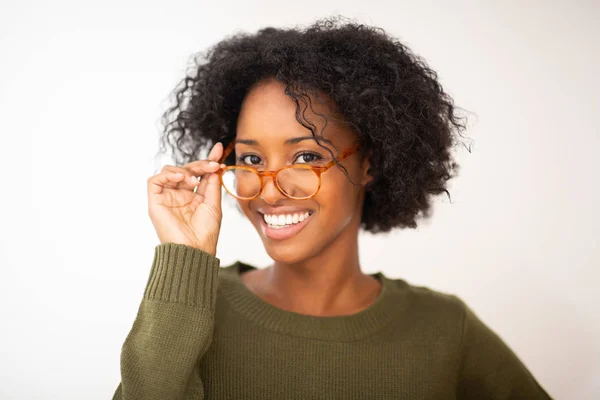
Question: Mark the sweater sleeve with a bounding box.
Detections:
[111,242,220,400]
[455,297,553,399]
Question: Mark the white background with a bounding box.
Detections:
[1,1,598,399]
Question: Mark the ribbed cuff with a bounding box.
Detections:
[143,242,220,308]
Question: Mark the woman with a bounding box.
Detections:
[112,17,552,399]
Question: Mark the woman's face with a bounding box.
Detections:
[234,78,371,264]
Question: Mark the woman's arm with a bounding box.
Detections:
[112,242,220,400]
[455,297,553,399]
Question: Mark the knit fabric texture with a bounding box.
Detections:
[112,242,553,399]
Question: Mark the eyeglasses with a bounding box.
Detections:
[207,140,360,200]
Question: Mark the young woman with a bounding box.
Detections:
[112,17,552,400]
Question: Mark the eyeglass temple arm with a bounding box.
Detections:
[323,143,360,168]
[218,140,236,164]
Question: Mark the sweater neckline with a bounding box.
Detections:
[219,262,404,342]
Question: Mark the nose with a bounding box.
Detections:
[259,174,287,204]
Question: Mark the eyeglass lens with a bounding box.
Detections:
[221,167,319,199]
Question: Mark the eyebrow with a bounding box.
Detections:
[235,136,334,146]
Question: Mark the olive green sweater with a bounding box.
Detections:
[111,242,552,399]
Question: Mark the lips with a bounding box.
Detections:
[258,211,314,240]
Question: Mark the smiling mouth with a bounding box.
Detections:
[260,211,314,228]
[257,211,314,240]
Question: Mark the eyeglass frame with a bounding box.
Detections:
[210,140,361,200]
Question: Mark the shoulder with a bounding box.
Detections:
[383,275,469,328]
[387,275,466,309]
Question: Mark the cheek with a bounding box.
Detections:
[315,168,363,220]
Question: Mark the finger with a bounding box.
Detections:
[195,173,209,195]
[160,165,201,191]
[184,142,225,192]
[195,168,217,195]
[198,142,225,193]
[182,142,223,169]
[196,165,222,195]
[203,172,222,212]
[148,171,188,195]
[182,159,221,175]
[207,142,224,162]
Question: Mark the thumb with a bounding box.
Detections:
[203,172,222,213]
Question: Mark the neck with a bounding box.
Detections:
[257,219,380,316]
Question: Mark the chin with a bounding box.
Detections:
[257,226,325,266]
[263,240,316,264]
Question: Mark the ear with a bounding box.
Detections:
[360,154,374,187]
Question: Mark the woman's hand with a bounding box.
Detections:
[147,142,225,256]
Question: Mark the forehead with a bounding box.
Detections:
[236,78,354,147]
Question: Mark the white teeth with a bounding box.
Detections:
[262,212,312,227]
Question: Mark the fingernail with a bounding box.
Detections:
[209,161,219,167]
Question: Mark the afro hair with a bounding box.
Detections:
[158,16,469,233]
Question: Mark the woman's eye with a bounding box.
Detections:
[239,155,262,165]
[294,152,322,164]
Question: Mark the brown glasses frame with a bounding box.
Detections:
[214,140,360,200]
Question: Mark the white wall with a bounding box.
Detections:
[0,1,598,398]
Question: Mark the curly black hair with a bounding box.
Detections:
[158,16,469,233]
